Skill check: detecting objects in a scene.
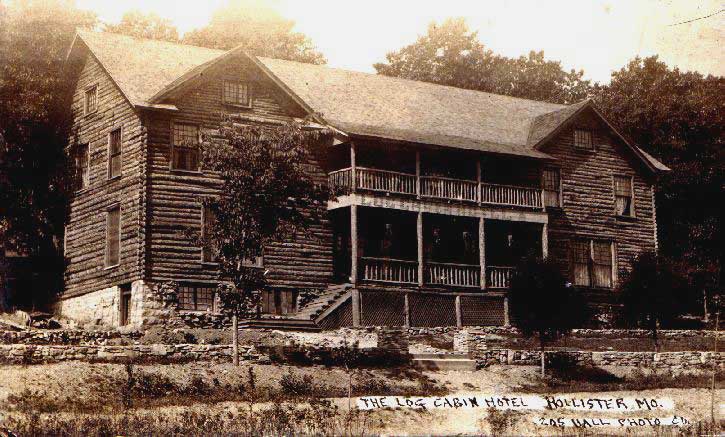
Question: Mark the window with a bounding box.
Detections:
[260,290,297,315]
[119,283,132,326]
[171,123,200,171]
[105,205,120,267]
[178,283,215,311]
[614,175,634,217]
[108,128,122,179]
[542,168,561,208]
[74,143,89,190]
[571,239,614,288]
[222,80,251,107]
[85,85,98,114]
[243,253,264,268]
[573,129,593,150]
[201,206,218,263]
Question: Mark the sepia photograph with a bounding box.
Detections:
[0,0,722,435]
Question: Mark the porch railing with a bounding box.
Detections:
[425,262,480,288]
[487,266,515,289]
[361,257,418,284]
[328,167,542,208]
[421,176,478,202]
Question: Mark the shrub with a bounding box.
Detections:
[133,371,177,398]
[279,371,320,398]
[482,407,523,435]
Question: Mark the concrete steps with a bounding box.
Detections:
[238,318,320,332]
[411,352,477,371]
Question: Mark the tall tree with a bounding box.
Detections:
[594,56,723,312]
[182,0,325,64]
[374,18,590,104]
[0,0,96,308]
[103,10,179,42]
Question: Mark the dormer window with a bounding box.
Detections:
[574,129,593,150]
[222,80,251,107]
[84,85,98,115]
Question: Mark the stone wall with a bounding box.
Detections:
[0,343,258,365]
[140,281,230,329]
[54,280,146,328]
[454,329,724,370]
[0,329,142,345]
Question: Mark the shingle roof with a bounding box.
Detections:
[75,30,223,106]
[257,57,563,158]
[72,31,667,170]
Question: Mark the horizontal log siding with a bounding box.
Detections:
[543,110,657,303]
[63,54,146,298]
[145,56,334,290]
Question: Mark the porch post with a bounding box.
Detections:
[415,150,421,199]
[352,289,361,327]
[350,204,358,284]
[479,217,486,289]
[350,142,357,193]
[404,292,410,327]
[503,297,510,327]
[455,295,462,328]
[417,211,424,287]
[541,223,548,259]
[476,160,482,205]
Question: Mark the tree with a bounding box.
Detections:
[103,10,179,42]
[182,0,325,64]
[374,18,590,104]
[196,117,331,364]
[508,256,588,376]
[594,56,723,316]
[617,252,689,351]
[0,0,96,308]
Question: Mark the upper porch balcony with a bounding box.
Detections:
[326,141,546,210]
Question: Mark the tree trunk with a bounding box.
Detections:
[232,314,239,366]
[710,298,719,426]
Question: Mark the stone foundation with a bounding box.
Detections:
[55,280,145,328]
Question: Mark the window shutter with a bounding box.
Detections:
[106,206,120,266]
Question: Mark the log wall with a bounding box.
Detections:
[145,55,334,291]
[63,53,146,299]
[542,108,658,303]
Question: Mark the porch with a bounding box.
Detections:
[331,207,546,290]
[327,142,546,209]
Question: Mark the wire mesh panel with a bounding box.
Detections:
[409,293,456,327]
[461,295,505,326]
[318,299,353,330]
[361,291,405,326]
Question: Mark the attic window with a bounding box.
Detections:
[222,80,251,107]
[85,85,98,115]
[574,129,593,150]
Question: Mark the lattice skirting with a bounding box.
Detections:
[460,295,505,326]
[317,299,353,330]
[361,291,405,326]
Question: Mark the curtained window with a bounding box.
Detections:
[571,239,614,288]
[614,175,634,216]
[75,143,89,190]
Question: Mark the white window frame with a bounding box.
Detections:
[613,174,636,218]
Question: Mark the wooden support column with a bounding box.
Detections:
[541,223,548,259]
[479,217,486,289]
[476,160,482,205]
[455,295,462,328]
[415,150,421,199]
[350,204,358,284]
[417,211,424,287]
[503,297,510,327]
[352,289,361,327]
[404,293,410,327]
[350,142,357,193]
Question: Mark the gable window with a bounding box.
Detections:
[178,283,215,311]
[108,128,122,179]
[222,80,251,107]
[74,143,90,190]
[573,129,593,150]
[542,168,561,208]
[85,85,98,115]
[571,239,614,288]
[201,205,218,263]
[171,123,200,171]
[614,175,634,217]
[105,205,121,267]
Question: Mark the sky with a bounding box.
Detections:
[76,0,724,84]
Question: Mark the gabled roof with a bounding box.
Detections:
[69,31,668,170]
